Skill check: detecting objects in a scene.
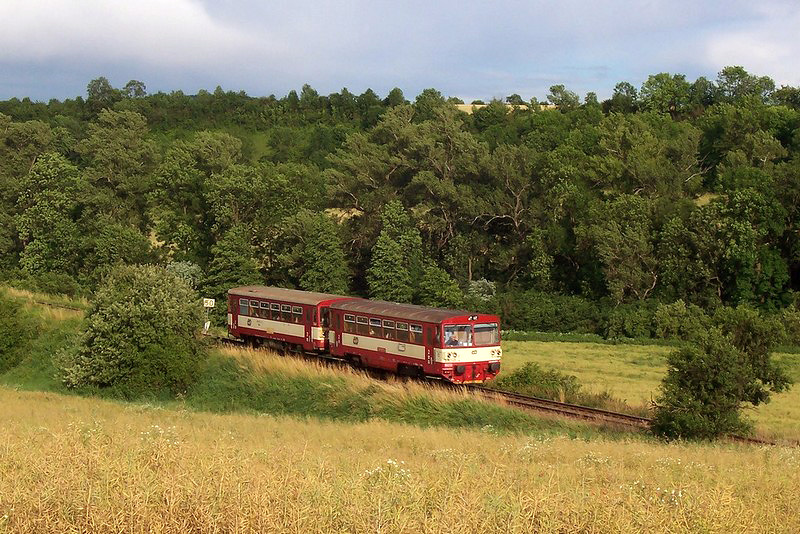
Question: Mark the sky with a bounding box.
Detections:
[1,0,798,103]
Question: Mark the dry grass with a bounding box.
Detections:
[1,387,798,533]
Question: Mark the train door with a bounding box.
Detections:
[304,306,312,345]
[425,325,436,366]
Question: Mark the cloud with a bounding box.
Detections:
[702,2,800,86]
[1,0,799,101]
[0,0,277,69]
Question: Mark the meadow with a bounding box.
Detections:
[2,387,799,533]
[499,340,800,441]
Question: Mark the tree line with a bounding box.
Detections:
[1,68,799,330]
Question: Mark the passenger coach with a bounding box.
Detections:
[328,300,501,383]
[228,286,356,352]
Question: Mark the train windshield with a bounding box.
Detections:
[444,325,472,347]
[474,323,499,345]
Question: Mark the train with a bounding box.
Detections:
[227,286,502,383]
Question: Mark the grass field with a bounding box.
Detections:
[501,340,800,441]
[2,387,799,533]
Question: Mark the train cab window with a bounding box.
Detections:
[281,304,292,322]
[383,320,395,340]
[292,306,303,323]
[239,299,249,316]
[271,303,280,320]
[410,324,423,344]
[396,322,409,342]
[474,323,499,345]
[369,318,382,337]
[356,316,369,335]
[344,314,356,333]
[444,325,472,347]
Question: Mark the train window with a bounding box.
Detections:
[320,308,329,328]
[344,314,355,334]
[383,320,395,340]
[271,303,280,320]
[410,324,423,344]
[239,299,249,316]
[396,322,409,342]
[474,323,499,345]
[281,304,292,322]
[293,306,303,323]
[444,325,472,347]
[369,318,382,337]
[248,300,258,318]
[356,316,369,335]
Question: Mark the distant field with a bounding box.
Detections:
[501,340,800,440]
[2,387,798,533]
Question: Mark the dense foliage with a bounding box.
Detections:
[651,305,792,439]
[59,265,206,397]
[1,69,799,333]
[0,293,31,372]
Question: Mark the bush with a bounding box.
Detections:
[496,291,602,334]
[603,301,657,339]
[0,293,32,372]
[782,305,800,347]
[651,330,754,440]
[59,264,206,397]
[654,300,711,341]
[490,362,581,401]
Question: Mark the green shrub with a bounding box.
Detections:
[0,293,32,372]
[490,362,581,400]
[652,315,792,440]
[651,330,754,440]
[497,291,602,334]
[782,305,800,347]
[603,301,657,339]
[59,264,206,397]
[654,300,711,341]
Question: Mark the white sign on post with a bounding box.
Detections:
[203,298,215,308]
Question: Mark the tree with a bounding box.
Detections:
[417,264,464,308]
[203,225,262,310]
[547,85,580,112]
[577,195,658,303]
[715,66,775,104]
[123,80,147,98]
[86,76,122,112]
[276,210,350,294]
[367,201,423,303]
[76,109,158,227]
[59,265,206,397]
[604,82,638,113]
[652,308,791,440]
[639,73,691,118]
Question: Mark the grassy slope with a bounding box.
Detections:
[0,287,619,440]
[501,340,800,440]
[4,285,799,439]
[2,387,799,533]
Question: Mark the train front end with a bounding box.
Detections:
[436,315,501,384]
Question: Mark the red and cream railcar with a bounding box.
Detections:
[227,286,356,351]
[328,300,502,383]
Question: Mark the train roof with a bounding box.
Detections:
[330,299,482,323]
[228,286,354,306]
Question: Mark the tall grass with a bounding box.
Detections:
[1,387,798,533]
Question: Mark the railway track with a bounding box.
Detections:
[469,386,780,446]
[468,386,652,430]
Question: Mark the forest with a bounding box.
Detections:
[1,67,799,340]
